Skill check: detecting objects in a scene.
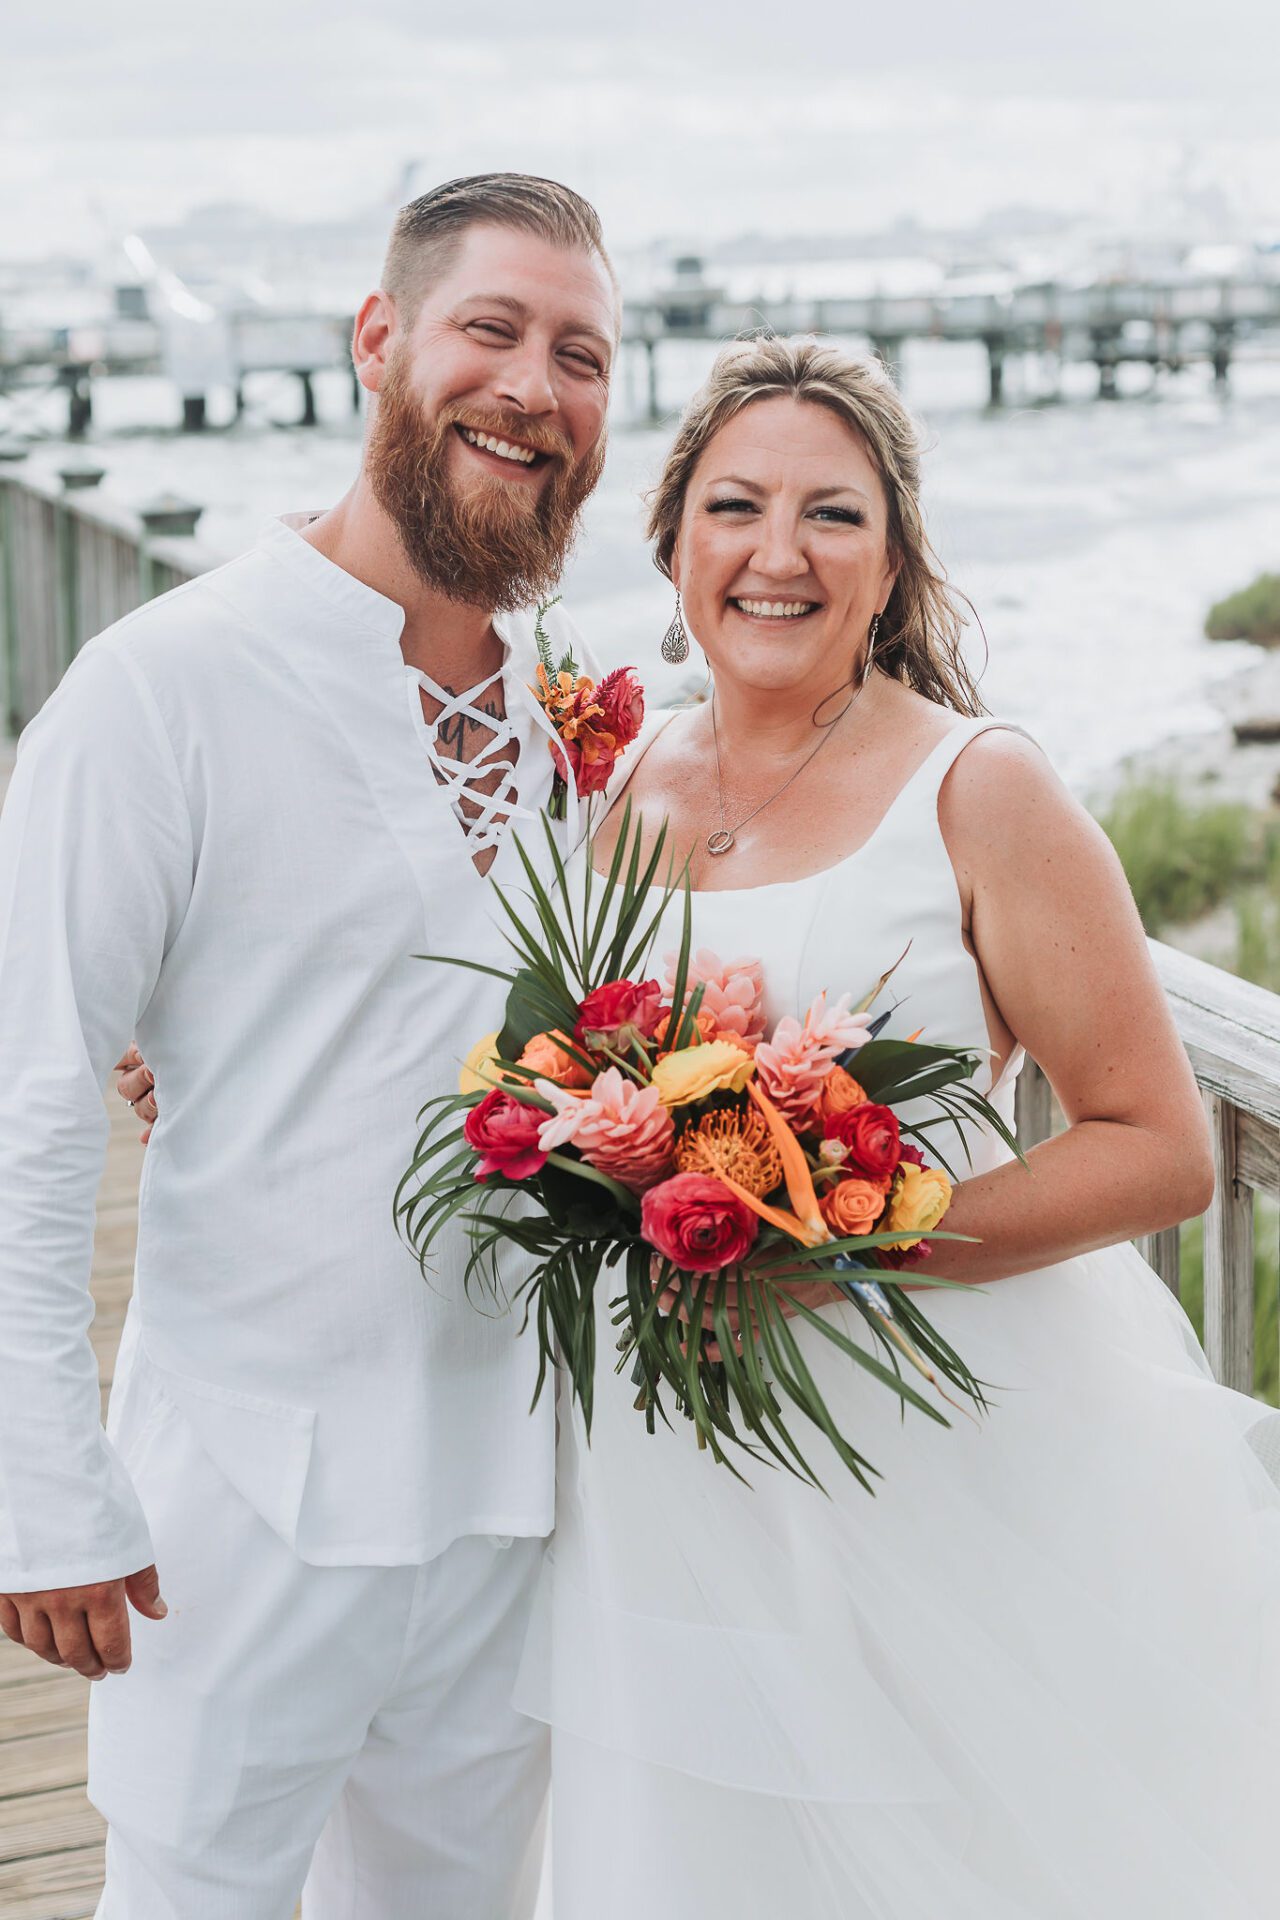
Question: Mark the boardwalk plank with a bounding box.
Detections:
[0,1787,104,1864]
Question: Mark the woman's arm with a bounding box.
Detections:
[912,729,1215,1286]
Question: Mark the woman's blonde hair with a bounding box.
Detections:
[645,334,985,716]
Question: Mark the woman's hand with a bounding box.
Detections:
[114,1044,157,1144]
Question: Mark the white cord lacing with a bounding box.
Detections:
[408,666,533,856]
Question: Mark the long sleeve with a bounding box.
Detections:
[0,641,193,1590]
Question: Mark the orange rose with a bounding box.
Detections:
[518,1029,593,1089]
[816,1065,868,1125]
[819,1176,889,1238]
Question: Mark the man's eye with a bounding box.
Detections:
[470,322,514,341]
[563,350,603,374]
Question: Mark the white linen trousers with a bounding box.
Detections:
[90,1351,549,1920]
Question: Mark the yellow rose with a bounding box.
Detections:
[650,1040,756,1107]
[458,1031,504,1095]
[883,1162,952,1250]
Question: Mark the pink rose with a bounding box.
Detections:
[462,1088,548,1182]
[575,978,665,1051]
[641,1173,759,1274]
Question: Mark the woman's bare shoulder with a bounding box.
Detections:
[937,722,1124,900]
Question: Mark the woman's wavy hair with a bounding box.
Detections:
[645,334,986,716]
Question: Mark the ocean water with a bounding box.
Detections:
[18,336,1280,795]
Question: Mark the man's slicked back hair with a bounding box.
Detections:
[382,172,618,326]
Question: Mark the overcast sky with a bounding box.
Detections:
[3,0,1277,260]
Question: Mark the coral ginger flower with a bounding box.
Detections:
[663,948,767,1052]
[755,992,874,1130]
[536,1067,675,1193]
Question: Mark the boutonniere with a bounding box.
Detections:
[530,596,645,820]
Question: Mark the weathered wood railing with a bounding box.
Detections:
[0,456,217,735]
[1017,940,1280,1396]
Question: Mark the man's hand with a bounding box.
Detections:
[114,1045,157,1144]
[0,1566,167,1679]
[654,1260,845,1361]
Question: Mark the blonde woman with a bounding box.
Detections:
[515,337,1280,1918]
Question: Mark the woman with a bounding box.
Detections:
[512,336,1280,1917]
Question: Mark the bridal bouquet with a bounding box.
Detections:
[397,807,1020,1491]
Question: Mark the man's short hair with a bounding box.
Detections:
[382,172,617,325]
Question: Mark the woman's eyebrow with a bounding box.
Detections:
[705,476,872,506]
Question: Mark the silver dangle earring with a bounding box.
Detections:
[661,593,690,665]
[861,611,881,685]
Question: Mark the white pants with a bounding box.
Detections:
[88,1383,549,1919]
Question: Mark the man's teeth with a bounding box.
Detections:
[733,599,818,618]
[459,427,538,465]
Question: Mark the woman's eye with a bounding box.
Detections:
[812,506,866,525]
[705,498,757,514]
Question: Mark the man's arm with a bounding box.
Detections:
[0,640,193,1669]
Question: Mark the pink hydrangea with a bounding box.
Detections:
[663,947,766,1051]
[754,992,875,1130]
[537,1067,676,1193]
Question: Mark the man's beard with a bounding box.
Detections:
[366,356,606,613]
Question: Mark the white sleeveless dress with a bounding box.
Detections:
[515,714,1280,1919]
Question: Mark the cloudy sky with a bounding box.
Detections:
[3,0,1277,260]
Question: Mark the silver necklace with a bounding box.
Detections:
[707,687,857,857]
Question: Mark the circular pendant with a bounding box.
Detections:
[706,829,735,856]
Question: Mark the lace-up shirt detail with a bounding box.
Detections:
[408,665,530,869]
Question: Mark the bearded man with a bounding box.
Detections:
[0,173,617,1918]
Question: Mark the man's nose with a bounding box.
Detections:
[494,343,557,418]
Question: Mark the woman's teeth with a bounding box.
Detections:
[459,426,539,465]
[731,599,818,619]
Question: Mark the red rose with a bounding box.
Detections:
[823,1101,900,1181]
[463,1088,548,1182]
[595,667,645,748]
[575,978,665,1051]
[573,745,617,797]
[641,1173,759,1274]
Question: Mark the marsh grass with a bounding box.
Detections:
[1205,572,1280,645]
[1096,781,1261,933]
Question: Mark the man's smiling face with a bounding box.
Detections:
[364,223,617,610]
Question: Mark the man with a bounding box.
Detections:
[0,173,617,1917]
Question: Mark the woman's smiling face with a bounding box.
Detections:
[672,394,898,699]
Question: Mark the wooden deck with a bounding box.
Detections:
[0,1084,143,1917]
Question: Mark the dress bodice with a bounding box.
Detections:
[589,709,1027,1172]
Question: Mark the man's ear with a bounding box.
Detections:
[352,290,397,397]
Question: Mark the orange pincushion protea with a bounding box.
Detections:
[674,1107,783,1200]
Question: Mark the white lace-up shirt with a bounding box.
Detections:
[0,514,595,1588]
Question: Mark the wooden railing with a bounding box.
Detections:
[0,458,217,735]
[1017,939,1280,1396]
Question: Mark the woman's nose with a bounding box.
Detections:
[749,516,807,579]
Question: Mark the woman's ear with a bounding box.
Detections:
[670,542,682,594]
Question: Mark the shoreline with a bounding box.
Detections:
[1090,641,1280,818]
